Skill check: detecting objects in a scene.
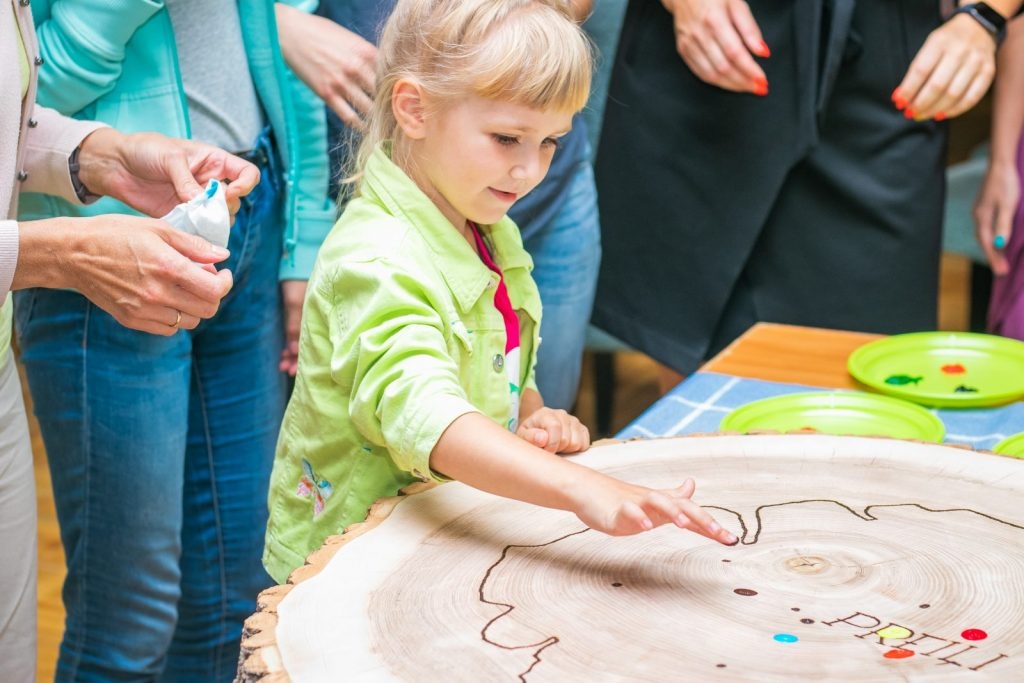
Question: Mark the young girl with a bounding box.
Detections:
[263,0,737,584]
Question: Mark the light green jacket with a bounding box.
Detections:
[264,145,542,583]
[20,0,334,279]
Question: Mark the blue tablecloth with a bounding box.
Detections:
[617,371,1024,451]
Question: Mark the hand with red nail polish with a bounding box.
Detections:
[890,88,909,111]
[893,9,1002,122]
[660,0,771,95]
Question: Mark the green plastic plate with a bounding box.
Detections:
[720,391,945,442]
[847,332,1024,408]
[993,432,1024,459]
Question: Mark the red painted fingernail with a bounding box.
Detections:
[754,40,771,58]
[935,112,947,121]
[753,78,768,96]
[903,108,916,119]
[891,89,907,110]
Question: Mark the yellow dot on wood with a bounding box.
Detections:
[878,626,912,640]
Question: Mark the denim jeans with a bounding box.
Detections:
[15,130,285,682]
[520,160,601,410]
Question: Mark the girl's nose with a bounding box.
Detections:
[510,153,540,182]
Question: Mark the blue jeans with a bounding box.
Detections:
[15,131,285,682]
[520,160,601,410]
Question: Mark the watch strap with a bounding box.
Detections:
[949,2,1008,45]
[68,145,101,205]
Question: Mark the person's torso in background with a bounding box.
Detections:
[165,0,264,152]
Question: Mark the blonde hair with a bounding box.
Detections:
[347,0,593,190]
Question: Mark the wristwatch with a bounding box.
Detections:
[950,2,1008,46]
[68,145,101,204]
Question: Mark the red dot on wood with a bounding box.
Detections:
[961,628,988,641]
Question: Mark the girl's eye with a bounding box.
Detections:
[493,134,519,146]
[542,137,560,149]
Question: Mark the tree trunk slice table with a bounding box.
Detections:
[237,434,1024,682]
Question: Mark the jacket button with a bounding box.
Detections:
[492,354,504,372]
[19,0,30,6]
[34,56,43,66]
[27,118,37,128]
[17,170,28,182]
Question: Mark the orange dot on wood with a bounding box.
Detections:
[884,649,914,659]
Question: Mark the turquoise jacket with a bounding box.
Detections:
[263,144,542,583]
[20,0,334,280]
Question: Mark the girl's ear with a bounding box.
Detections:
[393,78,427,140]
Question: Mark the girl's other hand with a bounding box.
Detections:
[575,476,739,545]
[517,407,590,454]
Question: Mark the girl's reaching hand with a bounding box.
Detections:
[517,407,590,454]
[574,476,739,545]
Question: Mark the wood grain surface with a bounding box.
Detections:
[240,434,1024,682]
[701,323,882,390]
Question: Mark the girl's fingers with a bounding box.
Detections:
[667,495,739,545]
[674,478,697,498]
[618,500,654,532]
[518,427,548,449]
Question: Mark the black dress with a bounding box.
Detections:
[592,0,948,374]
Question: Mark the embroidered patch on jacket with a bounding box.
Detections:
[296,458,333,518]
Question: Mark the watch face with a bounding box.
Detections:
[974,2,1007,28]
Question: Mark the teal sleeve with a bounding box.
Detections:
[276,0,336,281]
[32,0,163,114]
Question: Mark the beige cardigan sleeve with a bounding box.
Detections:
[21,106,108,204]
[1,106,106,297]
[2,0,106,296]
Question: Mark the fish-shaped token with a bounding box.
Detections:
[884,374,923,386]
[954,384,979,393]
